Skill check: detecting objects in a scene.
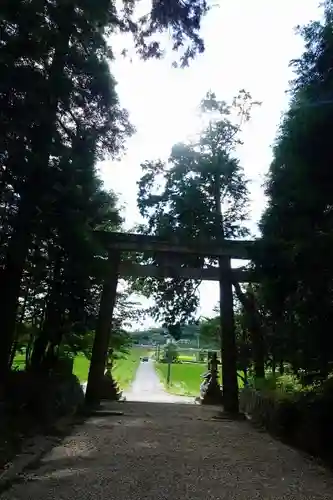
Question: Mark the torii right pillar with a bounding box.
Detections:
[219,255,239,414]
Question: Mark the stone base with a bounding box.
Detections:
[201,380,224,406]
[99,372,122,401]
[201,394,224,405]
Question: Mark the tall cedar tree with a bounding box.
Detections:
[0,0,209,377]
[133,91,257,326]
[258,0,333,378]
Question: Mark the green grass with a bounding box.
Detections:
[178,354,196,362]
[112,348,151,390]
[156,362,244,397]
[73,355,90,382]
[14,347,150,392]
[156,362,211,396]
[73,347,150,390]
[12,353,25,369]
[14,352,91,382]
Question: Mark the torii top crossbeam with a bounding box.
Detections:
[94,231,255,261]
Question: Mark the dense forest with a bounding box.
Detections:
[0,0,209,438]
[3,0,333,464]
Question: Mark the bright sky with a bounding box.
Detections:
[99,0,323,329]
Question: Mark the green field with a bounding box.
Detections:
[156,362,243,397]
[74,347,150,389]
[14,347,150,391]
[112,348,151,390]
[178,354,196,362]
[156,362,212,396]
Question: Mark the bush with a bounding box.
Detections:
[240,377,333,464]
[247,373,302,394]
[161,343,179,363]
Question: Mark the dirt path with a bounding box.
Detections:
[3,401,333,499]
[123,359,194,404]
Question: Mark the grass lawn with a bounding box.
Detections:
[14,352,92,382]
[12,353,25,369]
[73,355,90,382]
[14,347,150,392]
[178,354,196,362]
[156,362,244,397]
[156,362,209,396]
[74,347,151,390]
[112,348,151,390]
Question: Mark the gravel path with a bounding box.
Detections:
[3,401,333,499]
[123,359,194,404]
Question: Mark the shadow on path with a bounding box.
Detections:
[3,402,333,499]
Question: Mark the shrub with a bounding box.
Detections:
[247,373,302,395]
[241,377,333,464]
[161,343,179,363]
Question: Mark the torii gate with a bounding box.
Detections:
[85,231,256,414]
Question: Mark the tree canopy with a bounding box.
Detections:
[257,0,333,378]
[132,91,257,327]
[0,0,209,380]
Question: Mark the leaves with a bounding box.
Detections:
[257,0,333,376]
[0,0,210,371]
[132,91,257,327]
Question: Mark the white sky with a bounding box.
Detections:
[99,0,322,329]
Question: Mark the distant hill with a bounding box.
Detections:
[129,322,217,349]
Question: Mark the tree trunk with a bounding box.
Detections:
[30,260,63,371]
[0,194,38,378]
[8,277,30,368]
[233,282,265,379]
[25,329,35,368]
[85,251,120,406]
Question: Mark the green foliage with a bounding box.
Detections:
[131,91,256,327]
[167,324,182,341]
[157,362,208,396]
[256,1,333,378]
[200,313,251,371]
[200,316,220,348]
[0,0,209,380]
[241,376,333,463]
[161,343,179,363]
[0,0,133,374]
[248,373,302,395]
[130,327,166,345]
[120,0,209,67]
[131,320,230,349]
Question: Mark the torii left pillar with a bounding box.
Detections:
[85,250,120,407]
